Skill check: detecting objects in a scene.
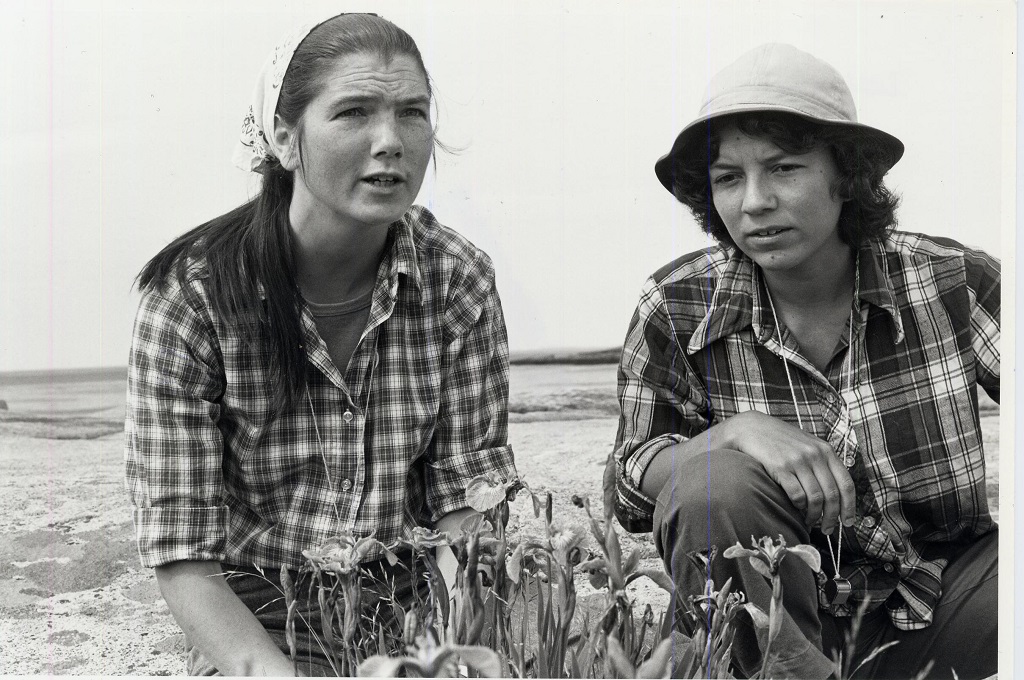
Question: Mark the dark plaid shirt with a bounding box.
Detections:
[612,232,1000,630]
[126,206,516,569]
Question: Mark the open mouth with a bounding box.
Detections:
[363,173,403,187]
[749,228,789,237]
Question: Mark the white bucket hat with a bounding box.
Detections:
[654,43,904,194]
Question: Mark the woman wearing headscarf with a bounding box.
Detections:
[125,13,516,676]
[610,44,998,679]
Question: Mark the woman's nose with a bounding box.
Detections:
[742,175,776,214]
[371,116,404,158]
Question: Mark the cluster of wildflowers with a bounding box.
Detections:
[269,478,899,678]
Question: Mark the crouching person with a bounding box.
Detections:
[125,13,516,676]
[608,44,998,679]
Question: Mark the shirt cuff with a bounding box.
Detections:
[427,445,518,521]
[625,434,687,491]
[132,505,230,568]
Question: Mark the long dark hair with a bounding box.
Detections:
[670,112,901,249]
[136,14,433,416]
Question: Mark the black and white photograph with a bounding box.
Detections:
[0,1,1014,677]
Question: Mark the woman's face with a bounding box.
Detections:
[280,51,433,233]
[709,122,847,278]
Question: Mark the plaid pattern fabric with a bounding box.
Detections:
[611,231,999,631]
[125,205,516,569]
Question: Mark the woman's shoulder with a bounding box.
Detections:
[878,231,1000,288]
[135,255,219,329]
[647,243,733,289]
[403,205,495,272]
[140,255,213,297]
[881,230,998,265]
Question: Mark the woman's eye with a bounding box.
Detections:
[401,108,428,119]
[711,173,739,186]
[774,163,801,173]
[337,108,365,118]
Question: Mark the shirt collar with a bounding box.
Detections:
[385,211,424,301]
[685,237,904,354]
[856,237,904,342]
[254,210,424,303]
[685,248,758,354]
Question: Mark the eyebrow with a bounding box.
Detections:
[329,93,430,107]
[398,95,431,107]
[710,149,793,170]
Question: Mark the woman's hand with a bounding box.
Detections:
[721,410,856,534]
[640,410,855,534]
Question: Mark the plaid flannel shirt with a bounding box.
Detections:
[611,231,999,630]
[125,205,516,569]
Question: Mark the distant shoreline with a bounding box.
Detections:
[0,348,623,385]
[0,365,128,386]
[508,348,620,365]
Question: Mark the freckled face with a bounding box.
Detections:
[709,123,848,277]
[282,52,433,233]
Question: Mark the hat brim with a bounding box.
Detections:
[653,106,905,195]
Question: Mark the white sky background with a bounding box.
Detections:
[0,0,1015,371]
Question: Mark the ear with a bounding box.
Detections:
[272,114,300,171]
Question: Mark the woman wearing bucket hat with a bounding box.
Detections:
[124,13,516,675]
[609,44,998,679]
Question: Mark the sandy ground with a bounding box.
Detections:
[0,415,643,676]
[0,366,1000,676]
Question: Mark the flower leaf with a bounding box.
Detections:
[531,490,543,518]
[622,547,642,575]
[741,602,770,630]
[358,655,408,677]
[452,645,504,677]
[767,579,784,648]
[465,475,510,512]
[588,570,610,589]
[459,513,489,536]
[604,636,637,678]
[380,545,399,567]
[749,555,773,580]
[786,543,822,573]
[723,542,757,560]
[636,637,675,678]
[633,568,675,593]
[507,543,524,584]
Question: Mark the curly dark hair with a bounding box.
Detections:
[670,112,901,249]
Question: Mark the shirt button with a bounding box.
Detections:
[342,410,354,424]
[863,516,877,528]
[883,563,895,573]
[341,478,353,491]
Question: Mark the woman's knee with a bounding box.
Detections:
[653,447,803,547]
[656,447,774,515]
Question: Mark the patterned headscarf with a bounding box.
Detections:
[232,14,349,173]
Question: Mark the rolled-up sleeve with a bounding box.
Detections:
[610,277,712,533]
[425,252,516,520]
[124,278,229,567]
[964,248,1000,403]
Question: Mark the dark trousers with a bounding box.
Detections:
[653,448,997,680]
[186,554,429,676]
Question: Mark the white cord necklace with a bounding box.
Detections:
[306,386,343,527]
[764,284,855,606]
